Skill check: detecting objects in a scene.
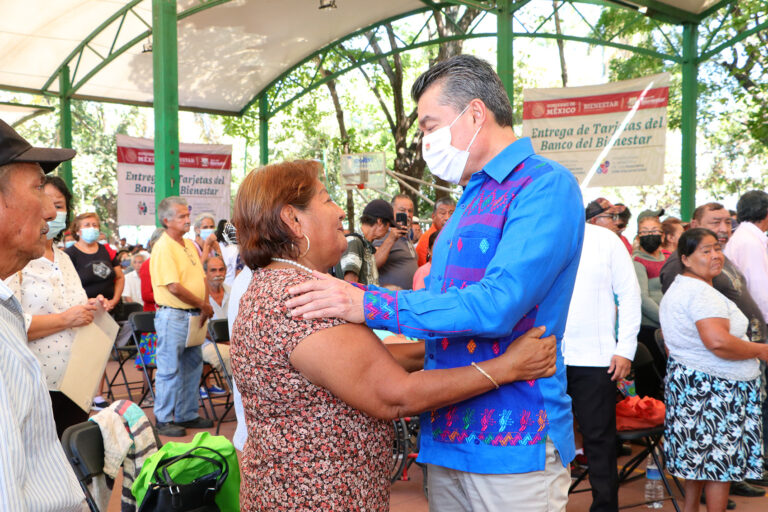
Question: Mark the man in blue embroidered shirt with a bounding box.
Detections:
[287,55,584,511]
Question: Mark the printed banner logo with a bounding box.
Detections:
[522,73,669,188]
[116,135,232,225]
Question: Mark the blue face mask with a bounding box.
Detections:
[65,240,75,248]
[80,227,100,244]
[200,228,215,240]
[46,211,67,240]
[121,259,131,268]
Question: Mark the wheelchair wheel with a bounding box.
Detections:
[390,418,409,483]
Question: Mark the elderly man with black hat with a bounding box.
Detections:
[0,119,85,510]
[338,199,395,286]
[585,197,626,235]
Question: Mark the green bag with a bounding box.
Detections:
[133,431,241,511]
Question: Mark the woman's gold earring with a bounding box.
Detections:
[300,234,311,258]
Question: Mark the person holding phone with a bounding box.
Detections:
[371,194,418,290]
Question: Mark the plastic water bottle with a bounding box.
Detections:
[645,457,664,508]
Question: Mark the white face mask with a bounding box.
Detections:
[46,211,67,240]
[422,104,482,184]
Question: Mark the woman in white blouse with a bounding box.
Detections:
[5,176,105,438]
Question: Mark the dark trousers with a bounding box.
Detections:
[49,391,89,439]
[637,326,666,378]
[568,365,619,512]
[636,326,666,399]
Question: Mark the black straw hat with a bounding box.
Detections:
[0,119,75,173]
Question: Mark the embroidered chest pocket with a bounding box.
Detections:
[442,230,501,290]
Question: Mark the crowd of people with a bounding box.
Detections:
[1,54,768,512]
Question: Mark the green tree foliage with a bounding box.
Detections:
[594,1,768,204]
[222,7,483,224]
[14,99,147,237]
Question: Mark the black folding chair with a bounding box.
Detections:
[568,424,683,511]
[61,421,104,512]
[112,300,143,324]
[616,426,684,511]
[128,311,157,406]
[125,311,215,418]
[62,417,164,512]
[105,303,148,402]
[208,319,232,390]
[207,318,235,434]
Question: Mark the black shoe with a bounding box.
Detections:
[618,443,632,457]
[173,417,214,429]
[731,481,766,497]
[156,421,186,437]
[700,493,737,509]
[745,470,768,487]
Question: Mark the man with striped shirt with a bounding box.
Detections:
[0,119,85,510]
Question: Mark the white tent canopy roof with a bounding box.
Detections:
[0,0,730,116]
[0,0,426,115]
[622,0,722,14]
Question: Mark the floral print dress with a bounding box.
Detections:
[661,275,763,481]
[231,268,392,511]
[664,358,763,481]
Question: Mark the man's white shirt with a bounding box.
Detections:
[724,221,768,320]
[563,223,642,367]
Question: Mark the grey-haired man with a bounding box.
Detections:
[0,119,85,510]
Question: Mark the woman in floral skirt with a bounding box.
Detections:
[660,227,768,511]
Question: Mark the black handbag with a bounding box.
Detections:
[137,446,229,512]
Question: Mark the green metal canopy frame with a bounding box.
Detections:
[242,0,766,220]
[8,0,766,222]
[0,101,55,128]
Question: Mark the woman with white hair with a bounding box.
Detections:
[192,212,221,261]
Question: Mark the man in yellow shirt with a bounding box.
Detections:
[150,196,214,437]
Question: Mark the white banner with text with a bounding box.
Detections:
[116,134,231,225]
[522,73,669,187]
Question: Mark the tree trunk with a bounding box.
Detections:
[553,1,568,87]
[327,7,482,215]
[318,60,355,231]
